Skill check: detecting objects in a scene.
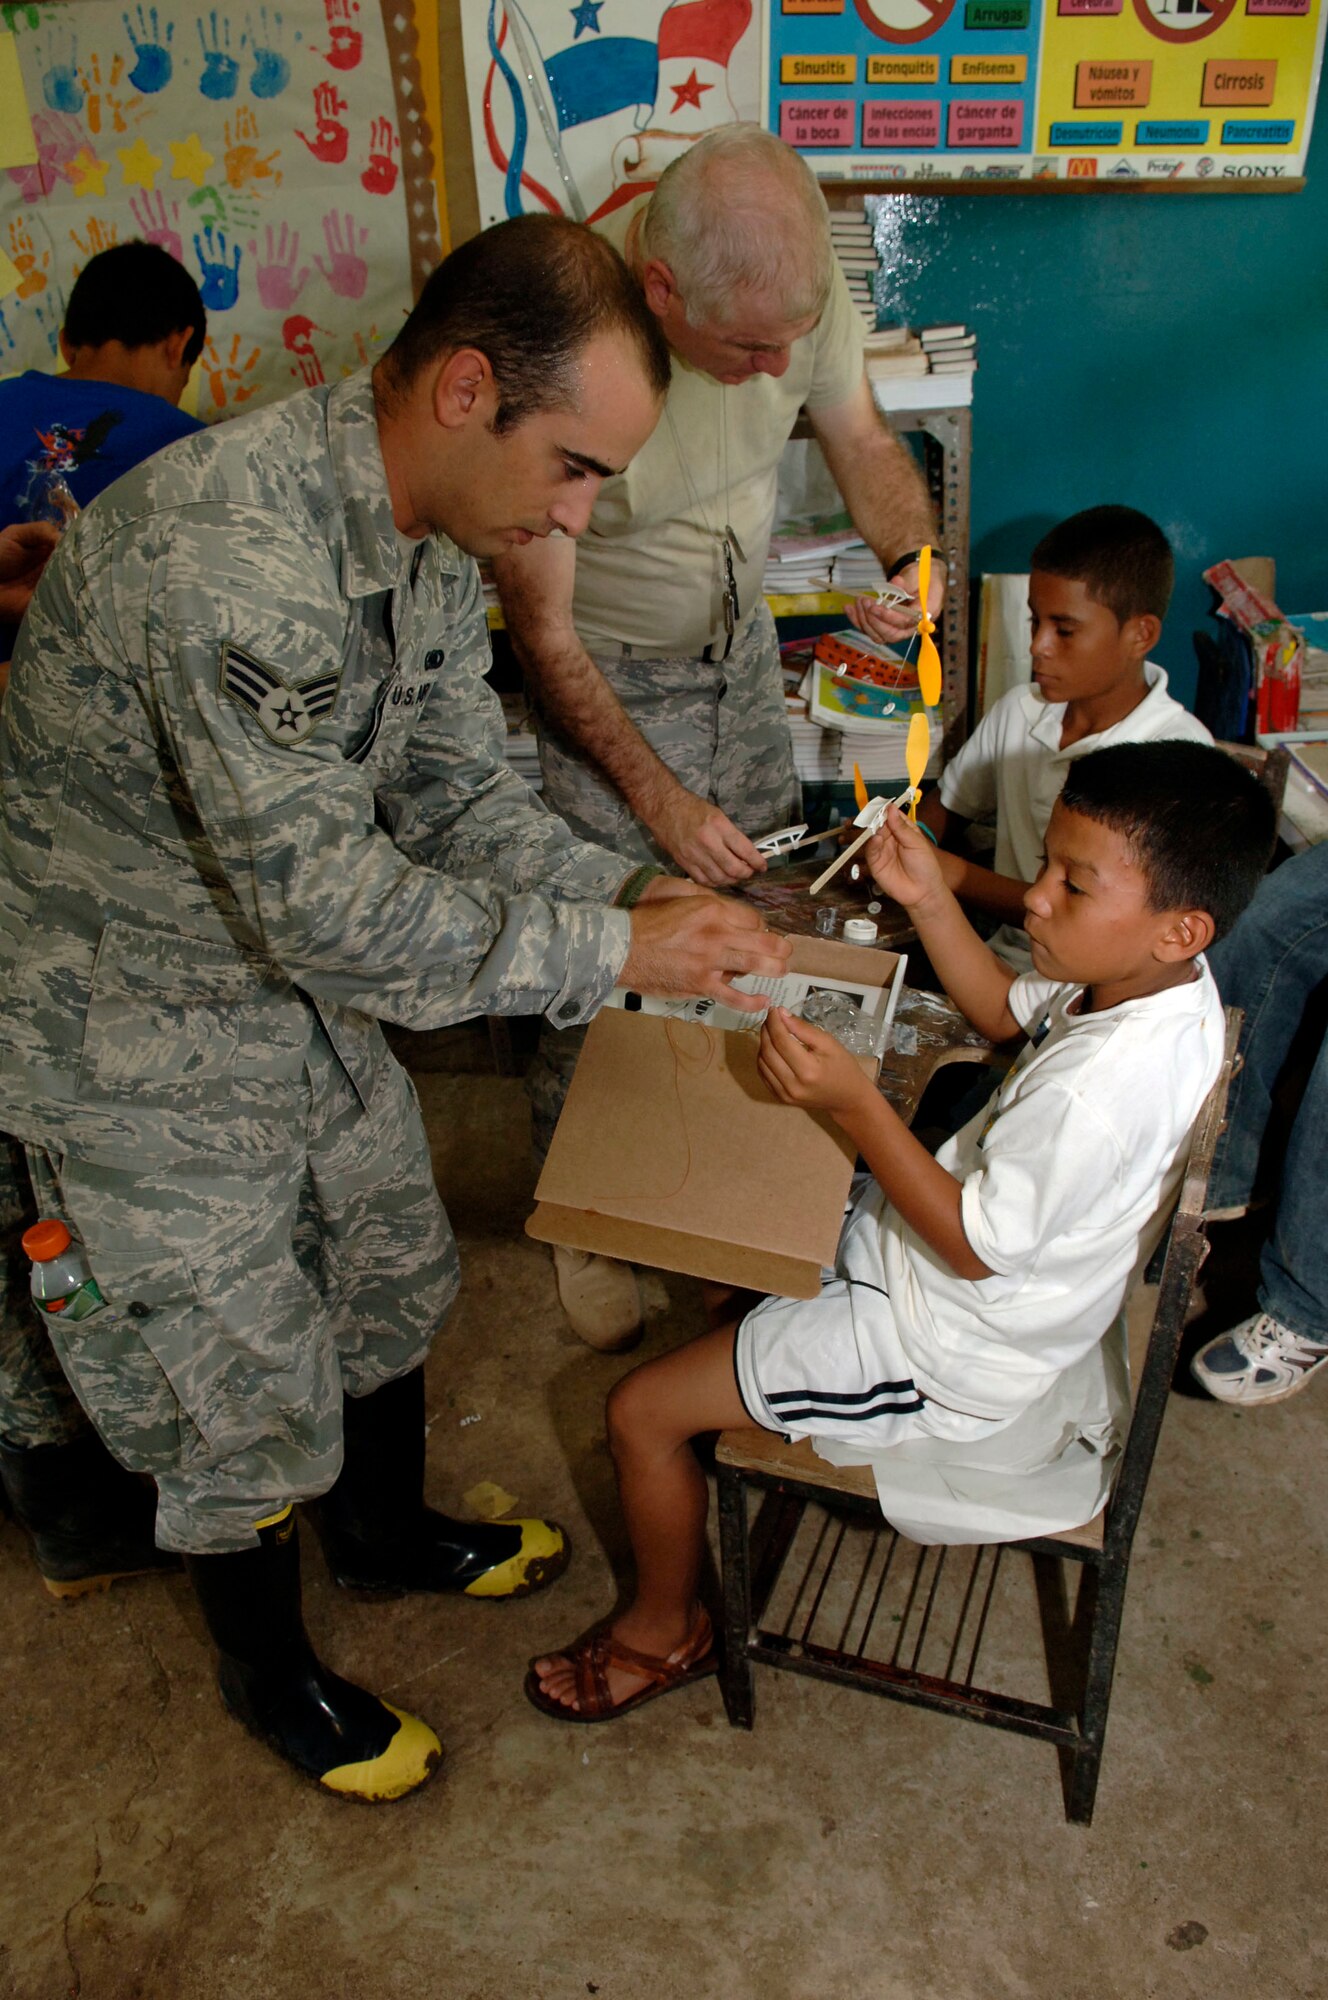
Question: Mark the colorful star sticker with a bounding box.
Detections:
[169,133,215,188]
[117,136,163,192]
[69,148,110,199]
[569,0,602,33]
[670,68,712,114]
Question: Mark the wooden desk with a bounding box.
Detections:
[737,854,916,947]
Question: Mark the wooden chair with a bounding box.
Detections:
[714,1009,1241,1826]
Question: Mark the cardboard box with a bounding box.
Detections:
[526,939,906,1300]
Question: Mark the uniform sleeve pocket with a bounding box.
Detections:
[78,921,270,1112]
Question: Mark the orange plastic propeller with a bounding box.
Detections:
[915,545,942,711]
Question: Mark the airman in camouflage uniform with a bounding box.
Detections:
[0,214,792,1799]
[0,361,641,1551]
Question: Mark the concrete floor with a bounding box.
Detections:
[2,1035,1324,2000]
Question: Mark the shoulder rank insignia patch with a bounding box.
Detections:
[220,646,341,747]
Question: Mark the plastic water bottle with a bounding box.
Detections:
[23,1219,106,1323]
[21,468,79,529]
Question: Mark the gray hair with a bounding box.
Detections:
[640,125,833,329]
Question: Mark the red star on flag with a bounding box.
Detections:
[670,67,712,112]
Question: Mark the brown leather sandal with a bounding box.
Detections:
[524,1608,717,1725]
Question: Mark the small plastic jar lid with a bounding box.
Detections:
[843,918,879,944]
[22,1219,72,1260]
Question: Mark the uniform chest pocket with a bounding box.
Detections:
[78,921,273,1112]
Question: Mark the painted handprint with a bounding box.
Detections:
[187,181,260,234]
[7,110,83,202]
[31,292,63,359]
[39,18,82,114]
[130,189,182,262]
[244,6,289,99]
[7,219,50,300]
[197,10,240,100]
[313,0,361,72]
[201,331,262,412]
[249,221,308,311]
[0,305,16,356]
[283,315,327,389]
[187,183,228,228]
[122,6,174,94]
[314,210,368,301]
[70,216,120,270]
[296,81,348,165]
[79,52,139,136]
[361,117,398,197]
[224,104,281,191]
[193,225,242,311]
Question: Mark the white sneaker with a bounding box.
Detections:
[552,1246,643,1353]
[1191,1312,1328,1406]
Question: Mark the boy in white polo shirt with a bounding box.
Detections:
[523,742,1275,1723]
[924,506,1212,971]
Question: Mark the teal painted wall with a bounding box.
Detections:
[872,117,1328,709]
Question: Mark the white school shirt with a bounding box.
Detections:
[939,665,1213,968]
[881,962,1225,1420]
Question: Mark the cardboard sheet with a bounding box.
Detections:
[527,939,904,1300]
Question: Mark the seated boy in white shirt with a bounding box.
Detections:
[924,505,1212,971]
[524,741,1275,1723]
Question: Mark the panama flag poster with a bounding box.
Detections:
[459,0,762,226]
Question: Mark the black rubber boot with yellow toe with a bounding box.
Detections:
[185,1514,441,1802]
[318,1367,570,1600]
[0,1430,181,1600]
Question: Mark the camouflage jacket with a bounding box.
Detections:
[0,370,633,1165]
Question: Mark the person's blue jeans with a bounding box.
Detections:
[1207,843,1328,1342]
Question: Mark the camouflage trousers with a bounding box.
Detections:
[528,600,800,1160]
[0,1132,86,1448]
[22,1030,460,1554]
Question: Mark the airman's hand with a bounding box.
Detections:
[622,893,790,1012]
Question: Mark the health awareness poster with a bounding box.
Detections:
[766,0,1324,182]
[0,0,440,418]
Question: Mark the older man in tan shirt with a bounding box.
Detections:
[495,126,940,1349]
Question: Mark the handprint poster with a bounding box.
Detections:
[0,0,442,419]
[460,0,761,228]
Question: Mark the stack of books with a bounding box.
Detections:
[831,544,890,595]
[763,520,864,594]
[862,326,931,381]
[862,322,979,411]
[864,323,978,384]
[830,206,879,329]
[779,639,939,787]
[920,324,978,379]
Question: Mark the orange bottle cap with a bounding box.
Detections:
[22,1219,72,1261]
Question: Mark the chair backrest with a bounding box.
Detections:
[1097,1005,1242,1563]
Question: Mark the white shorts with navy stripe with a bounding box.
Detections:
[734,1181,996,1454]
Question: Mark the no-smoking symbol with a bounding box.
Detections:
[1132,0,1238,41]
[854,0,959,46]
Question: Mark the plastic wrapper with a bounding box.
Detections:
[795,988,878,1055]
